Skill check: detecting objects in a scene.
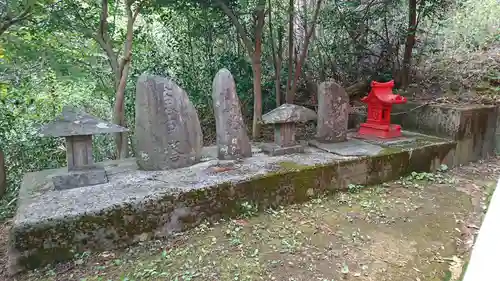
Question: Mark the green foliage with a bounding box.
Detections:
[0,0,498,223]
[418,0,500,89]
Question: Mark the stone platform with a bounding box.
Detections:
[8,131,456,273]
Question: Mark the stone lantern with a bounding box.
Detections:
[261,103,317,156]
[39,106,128,190]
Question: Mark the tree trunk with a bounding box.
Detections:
[401,0,417,89]
[251,55,262,139]
[113,2,141,159]
[113,68,129,159]
[0,148,6,198]
[285,0,295,104]
[251,5,265,139]
[346,81,370,98]
[290,0,322,100]
[268,0,281,107]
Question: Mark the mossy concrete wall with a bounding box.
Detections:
[9,139,454,274]
[349,102,498,166]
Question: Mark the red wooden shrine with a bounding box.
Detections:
[358,80,407,138]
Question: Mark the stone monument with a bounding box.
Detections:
[38,106,128,190]
[212,68,252,160]
[260,103,317,156]
[315,80,349,143]
[135,74,203,170]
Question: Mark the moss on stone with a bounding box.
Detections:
[377,147,403,155]
[277,161,312,171]
[11,140,460,273]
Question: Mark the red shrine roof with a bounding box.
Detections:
[361,80,407,105]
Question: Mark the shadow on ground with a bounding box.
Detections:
[2,158,499,281]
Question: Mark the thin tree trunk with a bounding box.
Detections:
[268,0,281,107]
[113,1,141,159]
[401,0,417,89]
[289,0,323,100]
[251,53,263,139]
[251,4,265,139]
[0,148,5,197]
[113,62,130,159]
[285,0,295,103]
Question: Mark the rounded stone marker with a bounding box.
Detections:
[316,80,349,143]
[212,68,252,160]
[135,74,203,170]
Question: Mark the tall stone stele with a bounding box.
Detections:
[135,74,203,170]
[261,104,317,156]
[212,68,252,160]
[39,106,128,190]
[315,80,349,143]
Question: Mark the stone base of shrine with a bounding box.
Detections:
[260,143,306,156]
[357,122,402,139]
[8,131,457,274]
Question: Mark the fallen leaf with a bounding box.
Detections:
[233,219,248,226]
[212,166,233,173]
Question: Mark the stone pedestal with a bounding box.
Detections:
[51,167,107,190]
[260,143,305,156]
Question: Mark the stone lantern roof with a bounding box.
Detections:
[38,106,128,190]
[39,106,128,137]
[262,103,317,124]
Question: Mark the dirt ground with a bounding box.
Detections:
[0,158,498,281]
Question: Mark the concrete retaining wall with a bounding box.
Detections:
[349,102,498,166]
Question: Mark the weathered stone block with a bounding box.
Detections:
[212,68,252,160]
[8,133,456,274]
[309,139,383,156]
[316,81,349,143]
[135,74,203,170]
[260,143,305,156]
[51,168,108,190]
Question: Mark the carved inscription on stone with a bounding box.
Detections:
[212,68,252,160]
[316,81,349,143]
[135,74,203,170]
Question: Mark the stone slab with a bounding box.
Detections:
[9,135,456,273]
[51,168,108,190]
[350,132,417,147]
[309,139,383,156]
[260,143,305,156]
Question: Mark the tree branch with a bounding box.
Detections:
[215,0,254,57]
[0,5,32,36]
[290,0,323,99]
[95,0,120,85]
[117,0,143,78]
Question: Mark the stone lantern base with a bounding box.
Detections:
[50,167,108,190]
